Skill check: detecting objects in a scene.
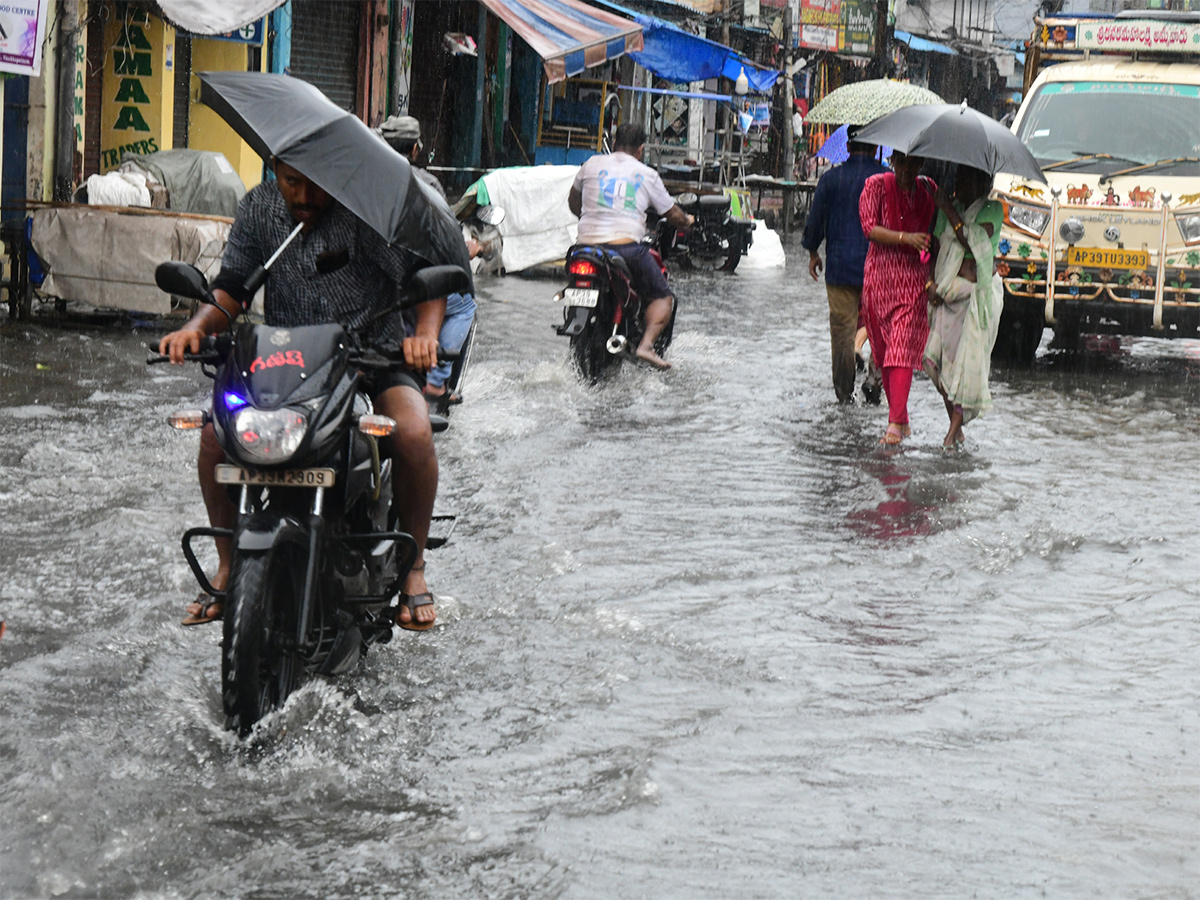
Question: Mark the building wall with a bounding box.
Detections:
[187,39,263,189]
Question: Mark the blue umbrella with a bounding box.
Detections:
[816,124,893,165]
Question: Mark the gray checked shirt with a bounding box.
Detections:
[213,181,422,342]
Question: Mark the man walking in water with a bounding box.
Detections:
[802,129,887,403]
[568,123,693,369]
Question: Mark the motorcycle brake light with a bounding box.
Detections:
[568,259,597,276]
[358,414,396,436]
[168,409,207,430]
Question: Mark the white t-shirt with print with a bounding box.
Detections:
[573,151,675,244]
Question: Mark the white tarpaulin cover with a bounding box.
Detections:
[32,208,231,315]
[156,0,284,35]
[480,166,580,273]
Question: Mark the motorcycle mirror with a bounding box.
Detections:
[676,192,698,207]
[475,204,506,227]
[155,261,211,301]
[406,265,472,305]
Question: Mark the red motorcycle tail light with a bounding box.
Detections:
[568,259,597,276]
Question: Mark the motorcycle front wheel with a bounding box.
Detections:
[222,546,305,737]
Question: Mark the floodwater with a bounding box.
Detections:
[1,260,1197,899]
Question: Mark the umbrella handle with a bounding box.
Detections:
[241,221,305,296]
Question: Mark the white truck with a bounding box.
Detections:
[991,11,1200,360]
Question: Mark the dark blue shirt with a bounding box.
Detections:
[801,154,888,287]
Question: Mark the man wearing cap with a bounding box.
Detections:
[802,129,887,403]
[377,114,477,405]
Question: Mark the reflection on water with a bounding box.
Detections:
[1,267,1197,899]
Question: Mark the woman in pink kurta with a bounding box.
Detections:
[859,152,937,445]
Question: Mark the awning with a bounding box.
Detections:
[479,0,644,84]
[894,30,958,56]
[157,0,284,34]
[589,1,779,90]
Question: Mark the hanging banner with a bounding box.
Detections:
[801,0,840,51]
[839,0,876,56]
[0,0,51,76]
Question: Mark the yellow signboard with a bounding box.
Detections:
[100,10,174,171]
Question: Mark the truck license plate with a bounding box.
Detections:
[215,464,336,487]
[1065,247,1149,270]
[563,287,599,308]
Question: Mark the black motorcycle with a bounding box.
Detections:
[554,240,675,381]
[150,261,470,736]
[655,191,754,273]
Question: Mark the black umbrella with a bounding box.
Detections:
[855,101,1045,183]
[198,71,471,280]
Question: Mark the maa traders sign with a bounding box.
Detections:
[0,0,50,75]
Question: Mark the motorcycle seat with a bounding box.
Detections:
[698,194,731,210]
[569,245,632,279]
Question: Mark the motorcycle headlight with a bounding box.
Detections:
[1005,201,1051,237]
[1176,212,1200,245]
[233,407,309,464]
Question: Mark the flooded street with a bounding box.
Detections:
[2,260,1198,898]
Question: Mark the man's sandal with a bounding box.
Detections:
[395,561,435,632]
[181,593,223,627]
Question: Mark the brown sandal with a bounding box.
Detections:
[181,593,223,627]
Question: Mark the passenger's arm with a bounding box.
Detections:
[568,185,582,218]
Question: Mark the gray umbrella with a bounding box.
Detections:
[855,101,1045,183]
[197,71,471,280]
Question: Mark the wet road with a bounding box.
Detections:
[2,260,1198,899]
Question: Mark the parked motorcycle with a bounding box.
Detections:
[655,191,754,273]
[554,240,675,381]
[149,261,470,736]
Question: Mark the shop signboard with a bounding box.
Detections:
[0,0,51,76]
[840,0,876,56]
[801,0,840,50]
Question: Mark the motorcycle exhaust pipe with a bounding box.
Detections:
[606,333,627,355]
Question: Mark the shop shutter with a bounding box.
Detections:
[289,0,361,113]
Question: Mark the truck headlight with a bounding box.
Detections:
[233,407,308,464]
[1005,201,1051,237]
[1176,213,1200,245]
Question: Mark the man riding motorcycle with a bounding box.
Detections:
[159,159,469,632]
[567,123,693,369]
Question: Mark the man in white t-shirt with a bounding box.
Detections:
[568,123,693,369]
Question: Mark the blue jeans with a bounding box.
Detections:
[427,291,476,390]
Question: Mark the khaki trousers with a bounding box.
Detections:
[826,284,862,402]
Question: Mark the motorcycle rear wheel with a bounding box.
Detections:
[222,547,304,737]
[570,315,611,382]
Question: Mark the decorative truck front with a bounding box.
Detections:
[991,12,1200,361]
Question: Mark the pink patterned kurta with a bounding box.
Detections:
[859,173,937,370]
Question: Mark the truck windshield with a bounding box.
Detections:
[1018,81,1200,169]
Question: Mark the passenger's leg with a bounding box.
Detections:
[425,291,477,395]
[636,295,673,369]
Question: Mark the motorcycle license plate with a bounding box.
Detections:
[1065,247,1149,270]
[215,464,336,487]
[563,287,599,308]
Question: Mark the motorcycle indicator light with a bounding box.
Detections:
[568,259,597,276]
[357,414,396,436]
[223,391,248,410]
[168,409,207,430]
[233,407,308,463]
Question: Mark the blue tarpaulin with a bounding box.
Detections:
[589,1,779,90]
